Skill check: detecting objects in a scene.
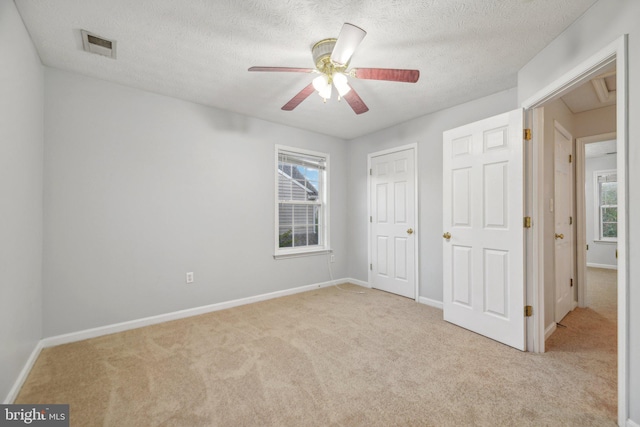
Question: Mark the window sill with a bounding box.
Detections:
[273,249,332,260]
[593,239,618,244]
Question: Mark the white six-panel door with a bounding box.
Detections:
[442,109,525,351]
[554,122,574,322]
[370,148,416,299]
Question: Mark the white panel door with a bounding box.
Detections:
[370,148,416,299]
[443,109,525,351]
[554,123,574,322]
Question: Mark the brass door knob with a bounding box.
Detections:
[443,232,451,240]
[555,233,564,240]
[407,228,414,235]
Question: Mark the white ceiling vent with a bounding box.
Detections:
[81,30,116,59]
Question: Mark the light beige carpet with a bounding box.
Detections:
[16,276,617,426]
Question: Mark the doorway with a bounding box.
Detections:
[522,36,628,425]
[576,133,618,308]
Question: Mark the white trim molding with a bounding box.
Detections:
[418,297,443,310]
[586,263,618,270]
[545,322,557,340]
[3,342,44,404]
[627,419,640,427]
[345,278,372,288]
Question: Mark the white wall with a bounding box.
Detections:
[42,68,348,337]
[585,154,617,268]
[347,88,517,302]
[0,0,44,401]
[518,0,640,423]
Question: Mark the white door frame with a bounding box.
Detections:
[367,143,419,301]
[522,35,628,425]
[576,131,617,308]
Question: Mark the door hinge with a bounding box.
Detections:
[586,244,589,250]
[370,263,373,270]
[569,216,573,225]
[370,168,372,176]
[370,216,372,223]
[570,278,574,287]
[569,154,573,163]
[523,216,532,228]
[525,305,533,317]
[524,129,532,141]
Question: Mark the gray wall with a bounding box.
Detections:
[347,88,518,303]
[585,154,617,268]
[518,0,640,422]
[42,68,348,337]
[0,1,44,402]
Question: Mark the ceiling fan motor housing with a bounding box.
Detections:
[312,38,347,74]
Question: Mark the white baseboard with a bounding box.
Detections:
[3,341,43,404]
[344,278,371,288]
[41,278,343,348]
[627,418,640,427]
[545,322,557,340]
[586,262,618,270]
[418,297,443,310]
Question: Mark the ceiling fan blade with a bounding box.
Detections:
[249,66,315,73]
[282,83,315,111]
[330,23,366,66]
[343,85,369,115]
[352,68,420,83]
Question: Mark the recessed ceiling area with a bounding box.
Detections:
[560,62,617,114]
[14,0,599,139]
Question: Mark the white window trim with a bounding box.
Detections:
[593,169,617,243]
[274,145,330,259]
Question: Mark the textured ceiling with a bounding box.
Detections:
[15,0,598,139]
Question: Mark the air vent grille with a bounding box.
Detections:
[81,30,116,59]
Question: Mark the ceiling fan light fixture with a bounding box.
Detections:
[332,72,351,96]
[313,74,332,99]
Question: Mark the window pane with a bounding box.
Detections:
[292,205,308,226]
[278,204,293,228]
[307,225,319,246]
[278,227,293,248]
[293,226,308,247]
[602,206,617,222]
[602,222,617,238]
[601,182,617,205]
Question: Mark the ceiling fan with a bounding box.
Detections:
[248,23,420,114]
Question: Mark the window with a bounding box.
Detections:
[594,170,617,242]
[275,146,329,257]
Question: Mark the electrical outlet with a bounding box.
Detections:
[186,272,194,284]
[330,254,335,263]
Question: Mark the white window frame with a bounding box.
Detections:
[593,169,617,243]
[274,145,330,259]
